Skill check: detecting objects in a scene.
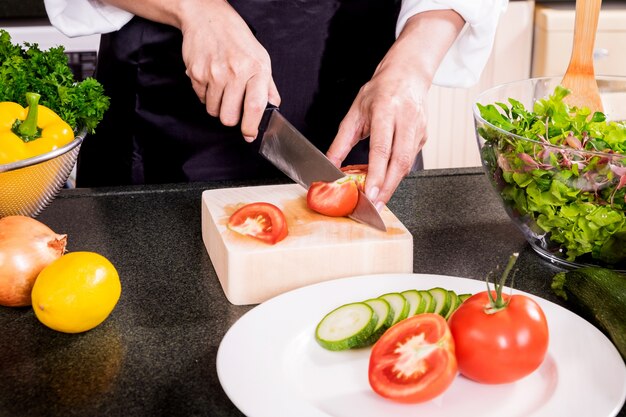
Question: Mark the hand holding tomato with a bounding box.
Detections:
[448,253,549,384]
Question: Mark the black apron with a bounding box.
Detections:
[77,0,422,187]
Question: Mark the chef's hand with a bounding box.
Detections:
[103,0,280,140]
[327,61,429,212]
[179,0,280,141]
[326,10,464,210]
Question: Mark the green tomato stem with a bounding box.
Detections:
[484,252,519,314]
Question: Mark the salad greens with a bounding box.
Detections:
[0,29,109,133]
[477,86,626,265]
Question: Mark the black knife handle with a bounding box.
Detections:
[256,103,279,141]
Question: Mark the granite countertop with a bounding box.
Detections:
[0,167,623,417]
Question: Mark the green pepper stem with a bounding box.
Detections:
[484,252,519,314]
[17,92,41,138]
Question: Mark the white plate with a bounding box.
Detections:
[217,274,626,417]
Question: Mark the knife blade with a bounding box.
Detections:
[257,106,386,231]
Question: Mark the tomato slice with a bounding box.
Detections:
[307,177,359,217]
[368,313,457,404]
[227,202,288,245]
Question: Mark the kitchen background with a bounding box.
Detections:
[1,0,625,170]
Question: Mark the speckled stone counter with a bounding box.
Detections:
[0,167,623,417]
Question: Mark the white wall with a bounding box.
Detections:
[422,1,535,169]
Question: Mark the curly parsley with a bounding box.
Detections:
[0,29,109,134]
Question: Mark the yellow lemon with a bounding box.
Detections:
[31,251,121,333]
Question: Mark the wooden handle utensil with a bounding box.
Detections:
[560,0,604,114]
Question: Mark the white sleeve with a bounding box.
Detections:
[397,0,508,88]
[43,0,134,37]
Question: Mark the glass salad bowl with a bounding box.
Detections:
[473,76,626,270]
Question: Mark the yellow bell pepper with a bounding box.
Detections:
[0,92,74,165]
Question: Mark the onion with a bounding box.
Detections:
[0,216,67,307]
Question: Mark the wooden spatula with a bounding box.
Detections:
[560,0,604,114]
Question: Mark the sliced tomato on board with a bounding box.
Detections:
[368,313,457,404]
[307,177,359,217]
[227,202,288,245]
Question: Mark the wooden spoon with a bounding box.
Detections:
[560,0,604,114]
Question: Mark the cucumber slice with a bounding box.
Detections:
[428,287,452,318]
[379,292,409,326]
[356,298,393,347]
[401,289,424,317]
[315,302,377,351]
[444,290,460,320]
[418,290,435,313]
[458,293,472,303]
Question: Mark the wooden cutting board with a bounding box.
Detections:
[201,184,413,305]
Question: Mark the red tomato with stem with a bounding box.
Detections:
[368,313,457,404]
[227,202,288,245]
[307,177,359,217]
[448,253,549,384]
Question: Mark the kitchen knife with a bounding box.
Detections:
[257,105,386,231]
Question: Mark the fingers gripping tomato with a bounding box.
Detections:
[227,202,288,245]
[448,254,549,384]
[368,313,457,403]
[307,177,359,217]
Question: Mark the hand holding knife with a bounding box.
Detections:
[256,104,387,231]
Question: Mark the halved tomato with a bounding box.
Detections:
[227,202,288,245]
[368,313,457,404]
[340,164,368,192]
[307,177,359,217]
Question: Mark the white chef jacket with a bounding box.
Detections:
[42,0,507,88]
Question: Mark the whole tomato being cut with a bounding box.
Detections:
[340,164,368,192]
[227,202,288,245]
[368,313,457,403]
[448,254,549,384]
[307,177,359,217]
